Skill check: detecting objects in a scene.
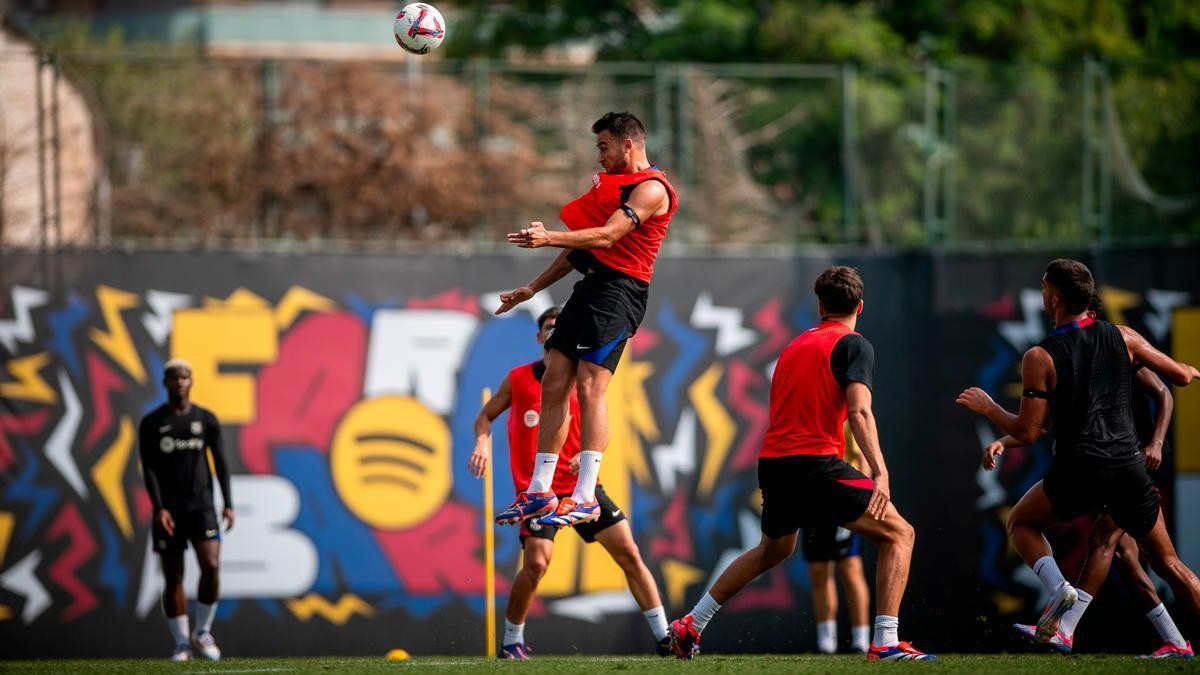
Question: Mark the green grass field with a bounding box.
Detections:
[3,655,1197,674]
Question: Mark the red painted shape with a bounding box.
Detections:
[629,328,660,358]
[375,501,511,595]
[981,294,1016,320]
[724,566,794,613]
[0,408,51,471]
[240,312,366,474]
[727,360,770,471]
[407,289,478,315]
[650,489,694,561]
[46,502,100,621]
[83,351,129,451]
[751,297,791,361]
[133,486,153,526]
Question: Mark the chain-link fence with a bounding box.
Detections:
[4,50,1199,249]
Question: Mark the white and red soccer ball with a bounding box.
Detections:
[393,3,445,55]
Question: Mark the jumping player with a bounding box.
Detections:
[803,425,872,655]
[469,307,671,659]
[958,259,1200,655]
[494,111,677,529]
[669,267,935,661]
[137,359,233,662]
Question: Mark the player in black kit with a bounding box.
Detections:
[959,259,1200,654]
[138,359,233,662]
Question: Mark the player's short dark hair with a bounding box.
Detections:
[537,306,561,331]
[592,112,646,142]
[1045,259,1095,315]
[814,266,864,316]
[1086,294,1103,316]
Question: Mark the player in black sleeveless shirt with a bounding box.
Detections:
[975,296,1190,656]
[959,259,1200,653]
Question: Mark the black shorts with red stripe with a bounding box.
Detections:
[759,455,873,539]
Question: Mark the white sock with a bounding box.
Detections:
[873,614,899,648]
[643,606,669,641]
[689,592,722,633]
[194,602,217,636]
[527,453,559,493]
[851,625,870,653]
[1058,589,1092,637]
[167,614,189,646]
[503,619,525,647]
[571,450,602,503]
[1147,603,1187,648]
[1033,556,1067,594]
[816,619,837,654]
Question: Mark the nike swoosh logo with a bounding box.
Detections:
[611,509,621,517]
[542,459,555,464]
[576,344,590,351]
[159,425,172,433]
[204,529,218,537]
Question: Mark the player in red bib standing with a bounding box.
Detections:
[668,267,935,661]
[495,112,677,529]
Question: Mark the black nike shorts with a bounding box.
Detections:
[759,455,873,539]
[544,271,649,373]
[519,485,626,544]
[152,506,220,554]
[1043,458,1161,538]
[801,524,863,562]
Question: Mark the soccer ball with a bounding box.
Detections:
[393,3,446,55]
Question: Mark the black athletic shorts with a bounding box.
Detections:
[1043,457,1161,538]
[544,270,649,373]
[801,524,863,562]
[519,485,626,544]
[759,455,873,539]
[152,506,220,554]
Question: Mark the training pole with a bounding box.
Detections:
[482,388,496,658]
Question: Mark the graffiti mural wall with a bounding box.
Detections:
[0,249,1197,656]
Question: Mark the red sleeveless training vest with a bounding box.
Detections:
[559,167,678,283]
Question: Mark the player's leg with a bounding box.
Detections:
[801,526,839,654]
[1112,532,1188,655]
[843,503,916,647]
[1017,514,1119,654]
[669,532,798,659]
[540,356,620,527]
[1132,511,1199,657]
[190,535,222,660]
[1006,479,1079,640]
[159,546,191,661]
[593,518,671,653]
[502,531,555,660]
[837,553,872,653]
[497,349,575,524]
[808,560,838,654]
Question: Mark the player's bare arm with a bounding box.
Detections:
[469,376,512,478]
[1119,324,1198,386]
[495,250,574,315]
[957,347,1051,445]
[845,382,890,521]
[507,180,668,250]
[981,428,1051,470]
[1134,367,1172,471]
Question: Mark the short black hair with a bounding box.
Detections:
[537,306,561,331]
[1045,259,1095,315]
[592,112,646,142]
[814,266,864,316]
[1086,294,1103,316]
